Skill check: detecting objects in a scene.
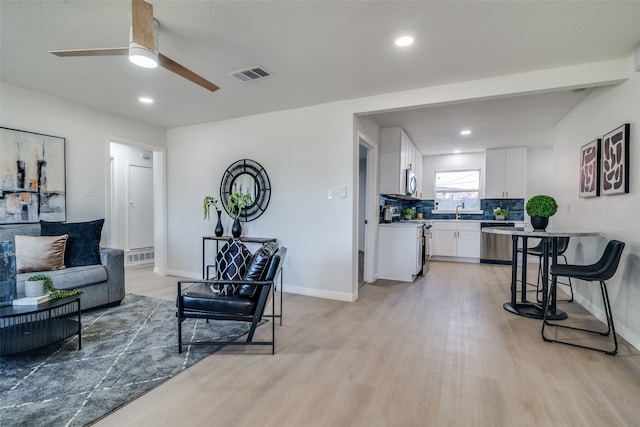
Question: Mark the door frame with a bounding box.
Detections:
[357,131,378,285]
[105,137,167,275]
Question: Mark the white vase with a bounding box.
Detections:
[25,280,46,297]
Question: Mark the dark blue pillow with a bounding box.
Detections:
[40,219,104,267]
[214,238,252,296]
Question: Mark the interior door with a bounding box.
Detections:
[128,164,154,250]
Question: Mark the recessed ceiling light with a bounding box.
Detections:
[460,129,472,136]
[453,149,461,154]
[139,97,154,104]
[395,36,414,47]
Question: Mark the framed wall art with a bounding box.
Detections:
[601,123,630,196]
[0,127,66,224]
[579,139,600,198]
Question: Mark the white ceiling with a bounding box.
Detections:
[2,1,640,153]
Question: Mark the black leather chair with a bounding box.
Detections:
[177,244,286,354]
[519,237,573,303]
[541,240,625,355]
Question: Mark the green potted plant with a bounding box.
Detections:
[525,195,558,231]
[493,207,507,220]
[401,207,414,220]
[203,196,223,237]
[27,274,82,299]
[227,192,253,237]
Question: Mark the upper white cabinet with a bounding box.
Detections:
[485,147,526,198]
[380,127,423,197]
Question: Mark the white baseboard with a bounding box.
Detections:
[284,284,357,302]
[163,270,357,302]
[165,269,200,280]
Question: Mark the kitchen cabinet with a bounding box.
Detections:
[432,221,480,259]
[485,147,526,198]
[377,223,423,282]
[380,127,423,197]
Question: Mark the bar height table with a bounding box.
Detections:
[482,227,599,320]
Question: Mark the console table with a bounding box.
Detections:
[202,236,277,279]
[0,296,81,356]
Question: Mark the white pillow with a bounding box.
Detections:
[15,234,68,273]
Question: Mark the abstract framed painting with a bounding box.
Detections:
[579,139,600,198]
[0,127,66,224]
[601,123,630,196]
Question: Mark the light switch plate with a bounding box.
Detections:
[340,185,347,198]
[327,190,333,200]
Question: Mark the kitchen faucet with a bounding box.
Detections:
[455,202,465,220]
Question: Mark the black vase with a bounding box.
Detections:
[531,216,549,231]
[231,217,242,238]
[215,210,224,237]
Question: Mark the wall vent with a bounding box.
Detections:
[126,249,154,266]
[228,65,273,82]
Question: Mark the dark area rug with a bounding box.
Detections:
[0,294,255,426]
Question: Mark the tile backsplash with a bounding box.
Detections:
[380,196,524,221]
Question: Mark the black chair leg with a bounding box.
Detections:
[542,280,617,355]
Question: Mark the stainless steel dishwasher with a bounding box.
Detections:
[480,222,517,264]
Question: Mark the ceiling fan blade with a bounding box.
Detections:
[158,53,220,92]
[50,48,129,57]
[132,0,155,50]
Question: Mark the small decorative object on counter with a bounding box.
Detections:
[401,208,414,220]
[493,207,507,220]
[0,240,16,307]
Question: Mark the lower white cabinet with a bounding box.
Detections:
[377,224,423,282]
[432,221,480,259]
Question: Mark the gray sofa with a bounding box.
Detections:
[0,223,125,310]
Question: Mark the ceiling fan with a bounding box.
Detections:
[49,0,219,92]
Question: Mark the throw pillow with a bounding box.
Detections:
[212,238,252,296]
[15,234,68,273]
[239,241,279,297]
[40,219,104,267]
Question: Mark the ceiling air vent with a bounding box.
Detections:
[228,65,274,82]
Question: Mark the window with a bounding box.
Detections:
[434,169,480,210]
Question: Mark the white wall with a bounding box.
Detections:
[0,83,166,243]
[552,64,640,349]
[166,60,631,302]
[526,146,555,198]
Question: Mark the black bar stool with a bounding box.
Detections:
[541,240,625,355]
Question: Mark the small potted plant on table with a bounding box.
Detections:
[227,192,253,238]
[525,195,558,231]
[203,196,223,237]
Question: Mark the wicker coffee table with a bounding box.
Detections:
[0,296,81,356]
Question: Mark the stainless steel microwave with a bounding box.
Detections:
[405,169,417,196]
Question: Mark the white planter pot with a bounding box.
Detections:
[25,280,46,297]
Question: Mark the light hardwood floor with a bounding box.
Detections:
[96,261,640,427]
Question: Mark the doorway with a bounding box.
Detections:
[357,131,378,287]
[109,142,155,267]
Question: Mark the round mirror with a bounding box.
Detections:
[220,159,271,222]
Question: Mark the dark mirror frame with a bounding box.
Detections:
[220,159,271,222]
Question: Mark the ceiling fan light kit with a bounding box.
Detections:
[129,43,158,68]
